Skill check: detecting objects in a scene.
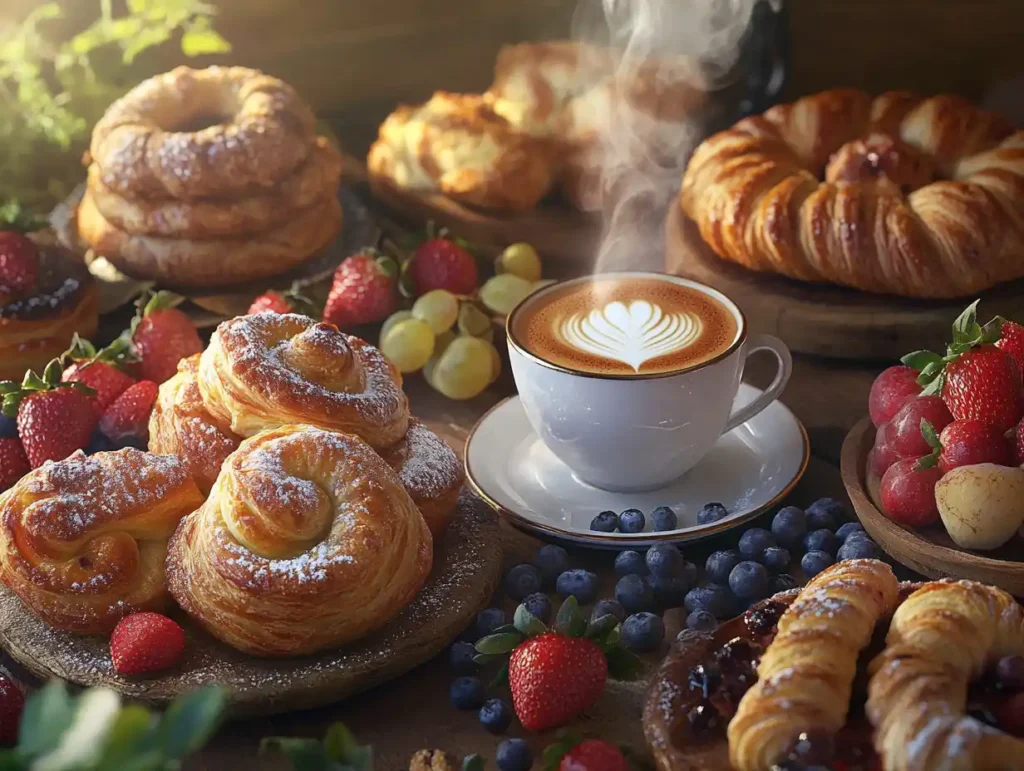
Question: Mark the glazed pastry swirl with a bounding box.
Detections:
[867,580,1024,771]
[727,559,900,771]
[166,425,432,656]
[198,313,409,448]
[0,449,203,633]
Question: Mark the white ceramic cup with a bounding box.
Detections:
[506,272,792,492]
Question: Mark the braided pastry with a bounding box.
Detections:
[727,559,900,770]
[867,580,1024,770]
[166,425,432,656]
[0,449,203,633]
[681,89,1024,298]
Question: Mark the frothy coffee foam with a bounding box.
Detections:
[513,277,738,375]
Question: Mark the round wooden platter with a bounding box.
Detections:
[664,205,1024,361]
[0,489,501,716]
[840,416,1024,594]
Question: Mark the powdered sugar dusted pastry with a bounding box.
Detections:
[166,425,432,656]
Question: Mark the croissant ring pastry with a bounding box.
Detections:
[198,313,410,448]
[0,449,203,633]
[166,425,432,656]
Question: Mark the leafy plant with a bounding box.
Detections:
[261,722,374,771]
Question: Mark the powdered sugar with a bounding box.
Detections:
[383,420,461,499]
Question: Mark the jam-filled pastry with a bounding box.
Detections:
[149,354,242,495]
[0,449,203,633]
[197,312,410,448]
[867,580,1024,770]
[166,424,432,656]
[727,559,900,771]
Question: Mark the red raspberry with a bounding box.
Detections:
[110,612,186,675]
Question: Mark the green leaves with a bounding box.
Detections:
[261,721,373,771]
[915,418,943,470]
[513,604,547,637]
[0,201,48,233]
[554,596,587,638]
[180,18,232,58]
[155,686,226,761]
[16,681,75,758]
[475,632,523,656]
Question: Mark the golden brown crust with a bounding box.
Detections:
[198,313,410,448]
[166,425,432,656]
[680,89,1024,298]
[89,66,317,200]
[77,189,342,288]
[0,449,203,634]
[86,137,342,238]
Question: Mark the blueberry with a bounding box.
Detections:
[762,547,792,574]
[771,506,807,548]
[836,522,866,543]
[84,427,115,455]
[649,575,690,610]
[614,550,647,577]
[684,584,735,618]
[533,544,568,586]
[837,538,882,561]
[804,529,839,556]
[681,560,698,586]
[728,561,770,600]
[618,508,645,534]
[806,498,846,532]
[522,592,552,624]
[646,543,684,578]
[591,510,618,532]
[555,569,599,604]
[686,609,717,631]
[651,506,678,531]
[615,574,654,614]
[0,415,16,439]
[705,550,741,584]
[621,612,665,652]
[591,598,626,624]
[449,641,477,674]
[496,738,533,771]
[479,698,512,734]
[738,528,776,562]
[473,608,507,640]
[505,564,542,601]
[772,573,799,593]
[801,550,834,578]
[697,502,729,525]
[450,676,485,710]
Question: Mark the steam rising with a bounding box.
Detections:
[572,0,761,272]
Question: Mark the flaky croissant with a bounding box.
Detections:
[727,559,900,771]
[681,89,1024,298]
[867,580,1024,770]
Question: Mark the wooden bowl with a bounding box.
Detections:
[840,416,1024,594]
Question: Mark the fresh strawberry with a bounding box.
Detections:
[408,236,478,296]
[0,675,24,745]
[887,396,953,457]
[247,284,317,316]
[868,365,921,427]
[0,438,29,492]
[60,334,138,412]
[0,360,97,469]
[879,457,942,527]
[868,422,900,477]
[554,739,629,771]
[130,291,202,384]
[997,320,1024,375]
[99,381,158,446]
[322,252,398,328]
[110,612,186,675]
[0,231,39,294]
[918,418,1013,473]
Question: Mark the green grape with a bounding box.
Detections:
[381,318,435,373]
[434,329,456,357]
[487,342,502,384]
[457,302,492,338]
[423,355,439,389]
[431,336,494,400]
[411,289,459,334]
[379,310,413,345]
[497,243,542,282]
[479,274,534,316]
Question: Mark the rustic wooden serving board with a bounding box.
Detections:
[665,206,1024,361]
[0,489,502,716]
[841,417,1024,595]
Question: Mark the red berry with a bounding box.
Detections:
[409,237,478,296]
[994,692,1024,737]
[997,321,1024,375]
[888,396,953,457]
[322,253,397,328]
[61,361,136,413]
[560,740,629,771]
[99,381,158,444]
[0,439,29,492]
[879,457,943,527]
[0,231,39,294]
[943,345,1023,432]
[936,419,1012,473]
[869,366,921,427]
[0,675,24,745]
[248,291,291,315]
[110,612,186,675]
[17,388,97,469]
[868,422,901,477]
[132,293,203,385]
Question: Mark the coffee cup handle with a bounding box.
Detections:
[722,334,793,434]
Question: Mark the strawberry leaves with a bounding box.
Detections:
[62,333,140,371]
[904,299,1001,396]
[0,359,95,417]
[915,418,943,470]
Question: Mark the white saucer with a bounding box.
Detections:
[465,384,809,547]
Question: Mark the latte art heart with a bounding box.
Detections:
[559,300,704,372]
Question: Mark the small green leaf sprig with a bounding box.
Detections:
[261,722,373,771]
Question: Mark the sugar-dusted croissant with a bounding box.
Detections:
[727,559,900,771]
[867,580,1024,770]
[166,424,432,656]
[681,89,1024,298]
[0,449,203,633]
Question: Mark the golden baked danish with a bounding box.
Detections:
[0,449,203,634]
[198,312,409,448]
[681,89,1024,298]
[166,425,432,656]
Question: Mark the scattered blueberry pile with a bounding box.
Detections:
[591,502,737,533]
